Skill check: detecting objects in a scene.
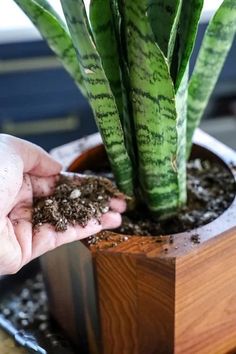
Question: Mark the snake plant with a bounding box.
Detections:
[14,0,236,215]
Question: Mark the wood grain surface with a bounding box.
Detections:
[43,226,236,354]
[41,131,236,353]
[175,227,236,354]
[42,241,102,354]
[0,329,27,354]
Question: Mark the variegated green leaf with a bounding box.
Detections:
[123,0,185,213]
[111,0,138,166]
[89,0,123,119]
[175,65,188,204]
[14,0,87,97]
[187,0,236,156]
[60,0,134,196]
[89,0,136,169]
[147,0,182,64]
[174,0,203,91]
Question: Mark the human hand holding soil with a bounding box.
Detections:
[0,135,126,276]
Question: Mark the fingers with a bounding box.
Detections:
[31,210,122,260]
[0,142,23,217]
[8,207,123,269]
[0,218,22,276]
[11,219,33,267]
[101,211,122,229]
[10,174,33,211]
[10,207,32,223]
[109,198,126,213]
[0,134,62,177]
[31,219,103,259]
[30,175,59,197]
[30,180,125,257]
[8,191,124,268]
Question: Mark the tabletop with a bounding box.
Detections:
[0,329,27,354]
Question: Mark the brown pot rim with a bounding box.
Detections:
[67,131,236,255]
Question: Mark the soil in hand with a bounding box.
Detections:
[33,159,235,237]
[33,174,122,232]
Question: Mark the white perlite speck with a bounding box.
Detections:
[101,206,109,214]
[69,189,81,199]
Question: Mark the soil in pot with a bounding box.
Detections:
[117,158,235,236]
[33,158,235,242]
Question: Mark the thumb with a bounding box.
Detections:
[0,134,62,177]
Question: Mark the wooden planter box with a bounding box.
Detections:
[41,130,236,354]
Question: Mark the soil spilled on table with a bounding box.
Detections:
[33,159,235,238]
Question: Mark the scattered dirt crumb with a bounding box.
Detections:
[191,233,201,244]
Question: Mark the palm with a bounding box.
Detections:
[0,135,125,276]
[3,173,124,274]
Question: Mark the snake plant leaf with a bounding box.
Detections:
[147,0,182,64]
[13,0,87,97]
[89,0,123,120]
[187,0,236,157]
[110,0,137,166]
[123,0,185,213]
[174,0,204,91]
[60,0,134,196]
[89,0,136,168]
[30,0,62,22]
[175,65,188,204]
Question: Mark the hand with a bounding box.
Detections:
[0,135,126,276]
